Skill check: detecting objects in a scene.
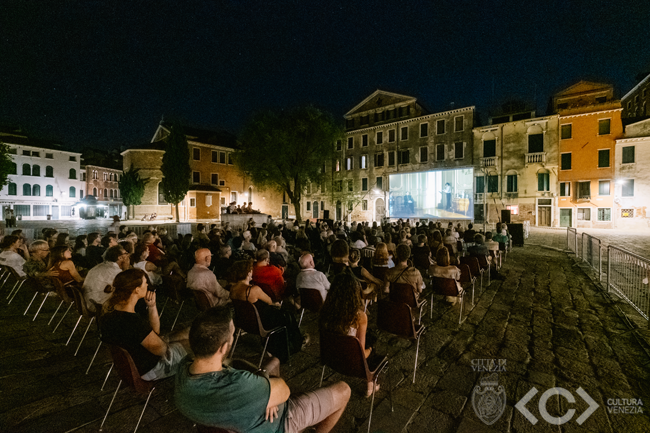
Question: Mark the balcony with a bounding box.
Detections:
[526,152,546,165]
[505,192,518,200]
[481,156,498,167]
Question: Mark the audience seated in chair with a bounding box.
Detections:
[296,252,330,301]
[85,232,105,268]
[385,244,425,296]
[468,233,491,263]
[23,240,58,289]
[187,248,231,308]
[132,243,163,286]
[252,249,285,300]
[348,249,385,297]
[429,247,463,305]
[0,235,27,277]
[83,245,130,313]
[48,245,84,287]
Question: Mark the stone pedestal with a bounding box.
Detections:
[221,213,269,229]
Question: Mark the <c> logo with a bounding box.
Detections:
[516,387,599,425]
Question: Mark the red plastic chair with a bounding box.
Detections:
[389,282,430,322]
[297,287,323,328]
[430,276,466,325]
[319,331,392,433]
[458,264,476,306]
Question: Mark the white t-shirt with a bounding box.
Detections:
[0,251,26,277]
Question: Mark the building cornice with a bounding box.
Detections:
[345,106,475,135]
[559,108,623,119]
[622,73,650,101]
[616,136,650,144]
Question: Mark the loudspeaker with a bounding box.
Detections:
[323,210,330,219]
[509,223,524,247]
[501,210,511,224]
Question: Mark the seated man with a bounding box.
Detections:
[295,253,330,301]
[385,244,425,296]
[266,240,287,269]
[468,233,491,263]
[174,306,350,433]
[187,248,230,307]
[85,232,105,268]
[252,249,285,300]
[463,223,477,245]
[82,245,131,313]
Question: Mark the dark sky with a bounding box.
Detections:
[1,0,649,151]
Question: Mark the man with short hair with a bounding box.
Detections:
[23,240,58,289]
[463,223,476,244]
[296,253,330,301]
[385,244,425,295]
[86,232,105,267]
[174,306,350,433]
[468,233,490,261]
[266,240,287,269]
[83,245,131,313]
[187,248,230,307]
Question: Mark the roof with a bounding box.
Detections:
[0,130,77,154]
[622,72,650,101]
[188,184,221,192]
[345,89,418,117]
[122,140,167,152]
[159,122,238,149]
[553,81,613,98]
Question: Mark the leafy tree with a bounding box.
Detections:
[0,141,15,191]
[119,165,148,220]
[161,121,191,222]
[235,106,342,223]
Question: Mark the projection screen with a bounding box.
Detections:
[388,167,474,220]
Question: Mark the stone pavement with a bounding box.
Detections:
[1,244,650,432]
[528,226,650,257]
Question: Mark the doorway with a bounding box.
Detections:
[375,198,385,222]
[51,206,59,220]
[282,204,289,220]
[312,201,319,219]
[559,209,572,227]
[537,206,551,226]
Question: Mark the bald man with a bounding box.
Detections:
[187,248,230,307]
[295,253,330,301]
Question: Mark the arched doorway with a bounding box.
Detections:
[312,201,319,219]
[336,201,341,221]
[375,198,385,222]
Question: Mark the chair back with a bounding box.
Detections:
[389,282,419,308]
[458,264,474,284]
[431,276,460,296]
[371,266,388,282]
[319,331,371,382]
[377,299,417,339]
[253,281,280,303]
[456,241,464,254]
[477,255,489,270]
[443,243,455,255]
[69,284,93,318]
[108,344,154,395]
[195,425,239,433]
[460,256,481,277]
[52,277,74,303]
[299,288,323,313]
[192,289,212,312]
[413,254,430,270]
[231,299,265,336]
[162,274,187,302]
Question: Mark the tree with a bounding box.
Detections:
[161,121,191,222]
[0,141,15,191]
[235,106,343,223]
[119,165,148,220]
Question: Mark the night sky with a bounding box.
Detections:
[1,0,649,151]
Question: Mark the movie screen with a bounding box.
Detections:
[388,167,474,219]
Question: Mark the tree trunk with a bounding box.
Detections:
[292,199,302,223]
[175,203,180,223]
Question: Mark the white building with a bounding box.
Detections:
[615,118,650,229]
[0,129,83,220]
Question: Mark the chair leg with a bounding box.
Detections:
[430,293,433,320]
[367,377,377,433]
[32,292,51,321]
[298,309,305,328]
[53,301,74,333]
[86,340,102,374]
[66,315,83,346]
[7,279,26,304]
[471,280,475,307]
[48,300,65,326]
[158,297,169,319]
[101,363,114,391]
[5,279,18,300]
[134,387,155,433]
[170,300,184,331]
[319,365,326,387]
[413,336,421,384]
[458,293,466,325]
[387,366,394,412]
[24,292,39,316]
[74,317,94,356]
[100,379,122,431]
[259,336,271,369]
[487,266,491,286]
[229,329,242,359]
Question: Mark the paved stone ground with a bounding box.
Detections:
[528,226,650,257]
[1,245,650,433]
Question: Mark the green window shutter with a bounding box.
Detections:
[538,173,549,191]
[622,146,635,164]
[488,175,498,192]
[476,177,485,193]
[598,149,610,168]
[561,153,571,170]
[483,140,496,158]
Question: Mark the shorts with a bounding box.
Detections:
[141,342,187,381]
[283,386,337,433]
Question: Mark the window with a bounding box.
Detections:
[23,164,31,176]
[560,182,571,196]
[346,119,355,129]
[191,172,200,183]
[454,142,464,159]
[400,126,408,140]
[578,181,591,199]
[578,208,591,221]
[109,190,113,198]
[219,152,226,164]
[362,178,368,191]
[45,153,53,159]
[598,119,611,135]
[436,144,445,161]
[8,148,16,155]
[362,134,368,147]
[69,186,76,198]
[69,168,76,179]
[506,175,518,192]
[211,174,219,185]
[528,133,544,153]
[9,162,16,175]
[306,201,311,211]
[33,205,48,217]
[228,154,234,165]
[398,106,410,117]
[193,148,201,160]
[376,176,383,190]
[476,176,484,193]
[360,155,367,169]
[103,173,107,181]
[336,140,342,151]
[388,151,395,166]
[622,179,635,197]
[597,208,611,221]
[69,156,77,161]
[483,140,496,158]
[190,198,196,207]
[46,185,53,197]
[347,180,353,192]
[621,209,634,218]
[334,180,343,192]
[14,205,30,217]
[375,153,384,167]
[348,137,354,149]
[346,157,353,170]
[420,147,428,163]
[488,175,499,193]
[376,131,383,145]
[103,188,107,197]
[598,180,610,196]
[362,200,368,210]
[436,119,446,134]
[20,150,29,155]
[561,124,572,139]
[388,130,395,142]
[81,173,86,181]
[454,116,464,132]
[598,149,610,168]
[399,150,409,164]
[360,115,369,125]
[561,153,572,170]
[93,187,98,196]
[420,123,428,137]
[212,151,218,163]
[8,183,16,196]
[387,109,395,119]
[538,172,550,191]
[32,165,40,176]
[31,184,40,196]
[622,146,635,164]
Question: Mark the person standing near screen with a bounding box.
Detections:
[443,183,452,211]
[405,192,415,215]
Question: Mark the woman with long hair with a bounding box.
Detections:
[398,229,412,247]
[100,268,189,380]
[319,273,377,396]
[73,235,87,256]
[384,232,396,257]
[429,247,462,304]
[55,233,70,247]
[48,245,84,286]
[0,235,27,276]
[132,243,162,286]
[349,249,386,297]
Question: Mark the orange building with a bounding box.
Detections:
[553,82,623,228]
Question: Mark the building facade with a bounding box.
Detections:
[621,72,650,124]
[84,165,124,218]
[0,128,83,220]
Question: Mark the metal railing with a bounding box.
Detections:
[567,228,577,255]
[607,246,650,323]
[582,233,602,281]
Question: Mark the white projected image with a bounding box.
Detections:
[388,168,474,219]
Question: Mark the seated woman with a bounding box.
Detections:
[132,243,163,286]
[398,230,412,247]
[372,242,391,271]
[428,230,444,254]
[241,231,257,252]
[229,260,305,363]
[319,273,377,397]
[0,235,27,276]
[429,247,463,304]
[348,249,386,298]
[384,232,396,257]
[55,233,70,247]
[251,249,285,301]
[412,234,433,270]
[100,269,189,380]
[142,233,186,278]
[48,245,84,286]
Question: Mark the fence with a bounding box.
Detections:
[567,228,577,255]
[607,246,650,324]
[581,233,603,281]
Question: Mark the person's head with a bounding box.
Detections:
[132,243,149,264]
[119,225,127,234]
[88,232,101,246]
[189,305,234,360]
[103,269,149,313]
[436,247,450,266]
[255,249,270,265]
[395,244,411,263]
[101,234,117,248]
[74,235,87,250]
[468,223,473,230]
[399,230,407,240]
[1,235,20,250]
[195,248,212,267]
[474,233,484,244]
[142,233,155,246]
[495,223,502,233]
[112,215,120,223]
[432,230,442,242]
[242,231,252,241]
[105,245,129,268]
[266,240,277,252]
[330,239,349,260]
[274,236,284,248]
[349,249,361,265]
[29,240,50,260]
[319,273,363,334]
[120,240,134,255]
[298,253,315,269]
[445,229,452,237]
[485,232,493,241]
[230,259,254,282]
[384,232,392,244]
[417,234,427,245]
[373,243,389,264]
[48,245,71,267]
[219,245,232,259]
[197,223,206,233]
[55,233,70,246]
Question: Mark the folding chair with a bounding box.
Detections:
[253,281,283,305]
[297,287,323,328]
[477,255,491,286]
[160,274,190,331]
[389,282,430,322]
[68,285,98,355]
[431,276,466,325]
[458,264,476,306]
[192,289,213,312]
[23,277,56,321]
[52,279,76,333]
[460,256,484,292]
[230,299,289,368]
[100,345,163,432]
[6,267,28,305]
[319,331,392,433]
[377,299,426,383]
